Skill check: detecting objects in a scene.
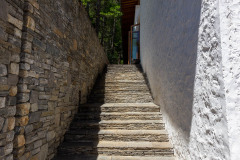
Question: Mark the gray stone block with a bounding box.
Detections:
[33,38,46,51]
[20,63,30,71]
[7,97,16,106]
[9,63,19,75]
[0,26,7,41]
[0,139,6,147]
[6,106,16,117]
[0,0,8,22]
[17,93,29,103]
[33,140,42,149]
[30,90,38,103]
[0,117,4,131]
[6,131,14,142]
[8,74,18,86]
[0,52,10,65]
[0,97,6,108]
[0,77,7,85]
[30,103,38,112]
[0,64,7,76]
[0,91,8,97]
[0,108,7,117]
[5,154,13,160]
[14,126,24,135]
[38,100,47,105]
[25,124,33,134]
[39,78,48,86]
[29,112,41,124]
[10,54,20,63]
[39,144,48,160]
[38,105,47,110]
[0,146,4,156]
[4,142,13,156]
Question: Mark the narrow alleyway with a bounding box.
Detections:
[54,65,176,160]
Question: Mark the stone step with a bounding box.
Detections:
[105,73,143,76]
[107,64,141,68]
[58,141,174,156]
[65,130,169,142]
[105,73,144,76]
[105,74,144,77]
[104,78,145,81]
[54,64,175,159]
[88,94,152,103]
[106,71,143,74]
[107,67,142,70]
[94,84,149,89]
[93,82,148,90]
[89,92,151,95]
[107,66,142,69]
[91,90,150,95]
[74,112,162,121]
[70,120,165,130]
[88,98,152,103]
[54,155,176,160]
[78,103,160,113]
[104,80,145,83]
[103,78,146,81]
[92,88,150,94]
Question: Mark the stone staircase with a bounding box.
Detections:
[54,65,176,160]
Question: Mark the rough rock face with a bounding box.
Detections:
[0,0,108,159]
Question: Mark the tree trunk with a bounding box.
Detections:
[101,16,105,45]
[95,0,101,36]
[86,2,90,16]
[111,18,116,54]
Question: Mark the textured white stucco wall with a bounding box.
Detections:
[219,0,240,160]
[189,0,230,159]
[140,1,201,159]
[140,0,239,159]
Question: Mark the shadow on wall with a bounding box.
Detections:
[140,0,202,140]
[53,68,107,160]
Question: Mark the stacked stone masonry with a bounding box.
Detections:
[54,65,176,160]
[0,0,108,159]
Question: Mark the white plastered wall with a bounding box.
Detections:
[140,0,240,159]
[219,0,240,160]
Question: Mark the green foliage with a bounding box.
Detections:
[80,0,123,64]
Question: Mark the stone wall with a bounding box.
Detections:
[0,0,24,159]
[0,0,108,159]
[140,0,236,159]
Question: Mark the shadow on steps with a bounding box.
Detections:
[53,65,174,160]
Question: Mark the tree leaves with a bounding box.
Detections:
[81,0,123,64]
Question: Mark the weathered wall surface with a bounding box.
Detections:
[140,0,234,159]
[219,0,240,160]
[0,0,108,159]
[0,0,24,159]
[188,0,229,159]
[140,0,201,159]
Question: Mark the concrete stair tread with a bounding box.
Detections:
[92,89,150,92]
[89,92,151,95]
[80,103,158,107]
[67,129,168,135]
[54,155,176,160]
[61,141,173,149]
[104,80,145,83]
[77,112,162,116]
[84,120,164,124]
[98,141,173,148]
